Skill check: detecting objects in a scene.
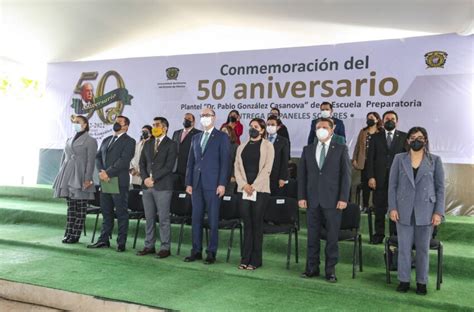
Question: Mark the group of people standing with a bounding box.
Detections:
[53,84,445,294]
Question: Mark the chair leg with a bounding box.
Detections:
[91,213,99,243]
[205,228,209,246]
[177,222,185,255]
[83,217,87,237]
[437,244,443,290]
[358,234,363,272]
[133,218,140,249]
[440,243,443,284]
[368,209,373,243]
[295,228,299,264]
[286,230,292,270]
[239,225,243,257]
[352,235,357,279]
[227,227,235,263]
[385,239,391,284]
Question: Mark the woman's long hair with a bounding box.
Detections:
[407,126,432,163]
[363,111,383,130]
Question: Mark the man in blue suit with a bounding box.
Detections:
[307,102,346,144]
[184,108,231,264]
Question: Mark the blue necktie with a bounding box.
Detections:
[201,132,210,150]
[319,143,326,168]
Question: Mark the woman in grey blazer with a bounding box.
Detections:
[53,116,98,244]
[388,126,445,295]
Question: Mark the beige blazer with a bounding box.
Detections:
[234,139,275,193]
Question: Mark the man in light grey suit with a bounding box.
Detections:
[388,126,445,295]
[298,118,351,283]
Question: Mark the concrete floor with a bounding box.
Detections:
[0,297,61,312]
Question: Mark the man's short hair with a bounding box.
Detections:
[185,113,195,122]
[383,110,398,121]
[320,102,333,110]
[117,115,130,126]
[315,117,334,129]
[153,117,169,129]
[267,115,279,122]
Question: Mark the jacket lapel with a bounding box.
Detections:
[153,136,166,160]
[401,153,415,187]
[321,140,336,170]
[309,143,319,172]
[415,156,430,185]
[202,128,216,155]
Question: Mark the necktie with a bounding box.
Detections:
[387,132,393,149]
[154,138,161,156]
[201,132,210,150]
[180,129,188,143]
[269,135,275,144]
[319,143,326,168]
[108,136,118,150]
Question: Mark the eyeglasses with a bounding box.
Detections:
[200,114,215,117]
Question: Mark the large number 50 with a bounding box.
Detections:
[197,79,226,100]
[74,70,126,124]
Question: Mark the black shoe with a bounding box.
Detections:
[204,253,216,265]
[65,237,79,244]
[117,245,126,252]
[396,282,410,293]
[62,236,70,244]
[371,236,384,245]
[416,283,427,295]
[301,270,320,278]
[184,252,203,262]
[325,274,337,283]
[87,241,110,249]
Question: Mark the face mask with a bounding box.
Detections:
[229,116,237,123]
[320,110,331,118]
[267,125,277,135]
[384,120,396,131]
[249,128,261,139]
[366,119,376,127]
[316,128,329,141]
[183,119,192,128]
[141,131,150,140]
[410,139,425,151]
[152,127,163,138]
[200,116,212,127]
[113,122,122,132]
[72,123,83,133]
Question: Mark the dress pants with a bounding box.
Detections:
[142,188,173,251]
[65,198,88,240]
[396,220,432,284]
[191,182,221,255]
[98,186,129,246]
[306,205,342,275]
[240,192,269,267]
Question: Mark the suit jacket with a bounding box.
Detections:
[235,139,275,193]
[172,127,202,176]
[53,132,98,199]
[96,133,136,188]
[298,141,351,209]
[277,124,291,158]
[185,128,231,191]
[139,136,178,191]
[269,135,289,184]
[307,117,346,145]
[352,128,381,170]
[388,153,445,226]
[366,129,407,189]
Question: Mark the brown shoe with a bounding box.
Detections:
[136,247,156,256]
[156,250,171,259]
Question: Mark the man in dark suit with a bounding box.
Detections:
[298,117,351,282]
[366,110,407,244]
[266,115,289,195]
[184,108,230,264]
[88,115,135,251]
[307,102,346,144]
[270,107,291,159]
[172,113,202,190]
[136,117,178,258]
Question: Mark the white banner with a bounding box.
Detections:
[45,33,473,164]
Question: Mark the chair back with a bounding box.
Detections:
[264,196,298,225]
[170,191,192,216]
[220,194,240,220]
[128,189,144,212]
[340,203,361,231]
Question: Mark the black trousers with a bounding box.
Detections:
[98,186,129,246]
[373,178,396,238]
[240,192,269,267]
[64,198,88,240]
[306,205,342,275]
[360,166,371,208]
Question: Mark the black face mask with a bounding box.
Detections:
[249,128,260,139]
[113,122,122,132]
[410,139,425,151]
[229,116,237,123]
[366,119,376,127]
[183,119,192,128]
[141,131,149,140]
[384,120,396,131]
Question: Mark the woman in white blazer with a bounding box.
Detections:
[53,116,98,244]
[388,126,445,295]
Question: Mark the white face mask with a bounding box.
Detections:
[316,128,329,141]
[200,116,213,127]
[320,110,331,118]
[267,125,277,135]
[72,123,83,133]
